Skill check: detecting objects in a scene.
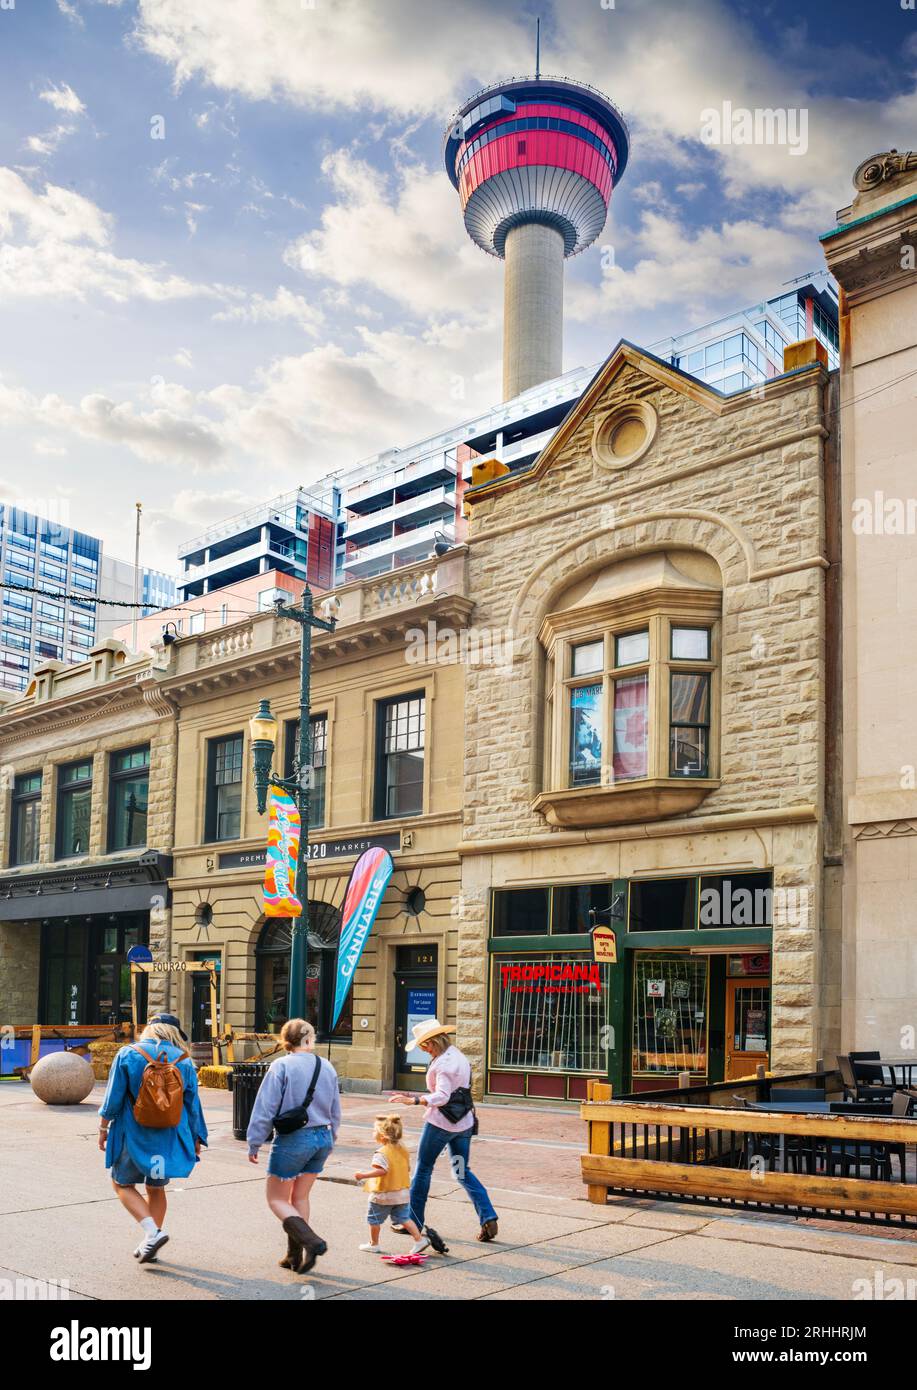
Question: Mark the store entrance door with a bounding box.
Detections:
[92,954,131,1026]
[393,945,438,1092]
[725,977,771,1081]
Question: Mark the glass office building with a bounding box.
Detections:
[0,506,101,694]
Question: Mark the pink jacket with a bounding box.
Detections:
[423,1045,474,1133]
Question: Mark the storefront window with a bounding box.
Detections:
[492,887,550,936]
[56,760,93,858]
[552,882,615,934]
[42,921,86,1025]
[255,903,351,1041]
[490,953,609,1074]
[108,746,150,851]
[632,954,709,1076]
[629,877,696,932]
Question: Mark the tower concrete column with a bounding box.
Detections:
[502,221,565,399]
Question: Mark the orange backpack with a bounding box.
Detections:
[131,1046,189,1129]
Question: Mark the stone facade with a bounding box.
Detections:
[458,343,840,1092]
[0,641,177,1024]
[158,551,469,1088]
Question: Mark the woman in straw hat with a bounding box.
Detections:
[389,1018,498,1252]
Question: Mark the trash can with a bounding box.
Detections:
[230,1061,271,1141]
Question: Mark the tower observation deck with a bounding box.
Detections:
[444,75,629,399]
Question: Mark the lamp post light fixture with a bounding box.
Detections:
[248,586,336,1021]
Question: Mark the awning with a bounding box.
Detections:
[0,852,172,922]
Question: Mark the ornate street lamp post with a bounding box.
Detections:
[249,586,336,1021]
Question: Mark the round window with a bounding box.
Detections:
[592,401,657,471]
[405,886,426,917]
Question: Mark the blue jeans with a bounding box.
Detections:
[409,1123,497,1231]
[267,1124,334,1179]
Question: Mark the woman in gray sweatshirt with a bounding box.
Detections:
[247,1017,341,1273]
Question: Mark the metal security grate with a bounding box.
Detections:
[491,955,609,1074]
[633,954,708,1075]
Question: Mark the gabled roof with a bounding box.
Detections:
[463,337,824,507]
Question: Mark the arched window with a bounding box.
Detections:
[536,550,722,828]
[255,901,351,1041]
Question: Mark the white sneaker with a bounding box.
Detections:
[137,1230,169,1264]
[409,1237,430,1255]
[359,1242,383,1253]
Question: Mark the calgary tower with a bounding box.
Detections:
[444,38,629,399]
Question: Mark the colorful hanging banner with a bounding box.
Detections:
[331,846,394,1030]
[263,785,302,917]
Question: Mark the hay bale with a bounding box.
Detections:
[198,1064,232,1090]
[88,1038,125,1081]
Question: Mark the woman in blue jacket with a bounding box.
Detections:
[98,1014,208,1264]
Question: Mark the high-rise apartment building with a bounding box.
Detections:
[648,275,840,392]
[176,484,338,603]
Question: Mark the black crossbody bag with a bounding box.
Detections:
[273,1055,322,1135]
[439,1082,479,1135]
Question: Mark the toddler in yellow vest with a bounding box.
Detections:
[354,1114,425,1254]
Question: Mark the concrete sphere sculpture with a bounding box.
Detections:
[30,1050,95,1105]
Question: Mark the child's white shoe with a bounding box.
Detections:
[409,1237,430,1255]
[359,1242,382,1253]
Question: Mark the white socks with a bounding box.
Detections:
[140,1217,159,1237]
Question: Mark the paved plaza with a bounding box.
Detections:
[2,1083,916,1302]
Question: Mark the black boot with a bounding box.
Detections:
[282,1215,328,1274]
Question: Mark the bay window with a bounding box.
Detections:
[537,590,720,827]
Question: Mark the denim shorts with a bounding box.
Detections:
[267,1123,334,1180]
[112,1145,169,1188]
[367,1200,412,1228]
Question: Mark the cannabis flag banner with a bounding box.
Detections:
[331,845,394,1029]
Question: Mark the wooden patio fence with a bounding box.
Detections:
[581,1080,917,1228]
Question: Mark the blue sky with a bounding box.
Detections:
[1,0,915,572]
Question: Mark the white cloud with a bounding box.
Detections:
[284,150,497,322]
[172,348,193,369]
[39,83,86,116]
[25,124,78,158]
[33,438,68,457]
[568,209,814,323]
[213,286,324,335]
[0,168,219,303]
[183,201,208,236]
[0,375,225,469]
[56,0,84,27]
[133,0,531,116]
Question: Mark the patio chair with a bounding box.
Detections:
[819,1092,910,1182]
[836,1053,858,1100]
[850,1059,896,1100]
